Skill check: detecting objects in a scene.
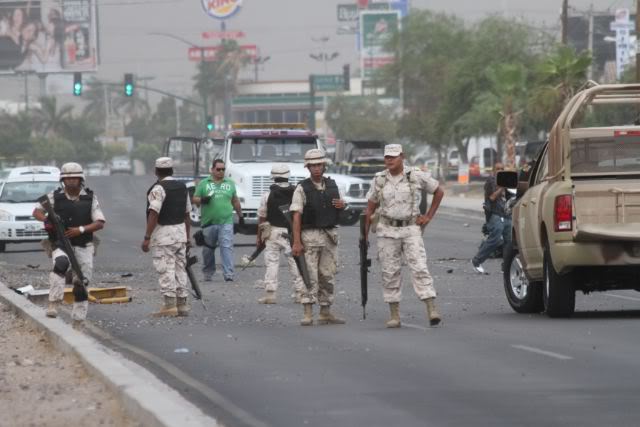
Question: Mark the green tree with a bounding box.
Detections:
[29,136,74,166]
[0,112,33,163]
[325,96,397,141]
[131,142,161,171]
[528,45,592,127]
[34,96,74,138]
[194,40,251,125]
[59,117,103,164]
[81,77,116,129]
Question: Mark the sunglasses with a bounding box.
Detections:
[215,168,225,172]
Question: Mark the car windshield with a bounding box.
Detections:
[572,136,640,175]
[0,181,59,203]
[230,137,317,163]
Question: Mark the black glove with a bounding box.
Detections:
[238,216,245,226]
[200,196,211,204]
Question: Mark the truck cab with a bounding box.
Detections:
[222,123,368,228]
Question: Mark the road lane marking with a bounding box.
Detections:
[403,322,430,332]
[606,293,640,302]
[511,344,573,360]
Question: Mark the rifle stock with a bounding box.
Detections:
[37,195,89,302]
[278,204,313,291]
[359,213,370,319]
[186,248,206,309]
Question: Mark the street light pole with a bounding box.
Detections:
[148,32,209,136]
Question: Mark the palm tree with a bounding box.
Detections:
[113,90,151,124]
[34,96,74,138]
[529,45,592,127]
[81,77,116,127]
[193,40,252,125]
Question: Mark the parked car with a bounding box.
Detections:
[110,156,132,174]
[0,166,60,252]
[85,162,110,176]
[446,149,459,179]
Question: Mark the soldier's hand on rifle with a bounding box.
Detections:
[332,198,346,210]
[416,214,432,227]
[64,227,82,238]
[292,241,304,257]
[43,220,54,233]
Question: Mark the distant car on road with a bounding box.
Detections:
[85,162,110,176]
[0,166,60,252]
[110,156,132,174]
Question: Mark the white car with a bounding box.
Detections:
[110,156,132,174]
[0,166,61,252]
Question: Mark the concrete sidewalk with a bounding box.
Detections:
[0,285,220,427]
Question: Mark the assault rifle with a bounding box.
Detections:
[359,213,370,319]
[37,195,88,303]
[240,244,266,272]
[186,248,206,309]
[278,204,312,291]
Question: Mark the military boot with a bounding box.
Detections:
[152,296,178,317]
[258,291,277,304]
[300,303,313,326]
[424,298,441,326]
[386,302,401,328]
[177,297,190,317]
[45,301,59,318]
[318,305,346,325]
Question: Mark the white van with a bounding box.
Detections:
[0,166,60,252]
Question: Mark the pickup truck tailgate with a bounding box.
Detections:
[573,181,640,241]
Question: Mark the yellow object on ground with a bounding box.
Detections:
[63,286,131,304]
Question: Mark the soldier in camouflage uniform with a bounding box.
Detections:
[291,149,346,326]
[141,157,192,317]
[33,162,106,326]
[256,164,305,304]
[364,144,445,328]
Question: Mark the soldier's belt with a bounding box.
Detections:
[381,216,414,227]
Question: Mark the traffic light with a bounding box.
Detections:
[124,73,134,97]
[73,72,82,96]
[342,64,350,91]
[206,115,214,132]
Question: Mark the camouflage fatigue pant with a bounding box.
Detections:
[263,227,304,293]
[377,225,437,303]
[49,245,94,321]
[300,229,338,306]
[152,242,189,298]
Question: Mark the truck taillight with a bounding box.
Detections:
[554,195,572,232]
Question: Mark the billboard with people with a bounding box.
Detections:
[0,0,97,73]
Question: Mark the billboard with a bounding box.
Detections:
[360,10,400,80]
[0,0,98,74]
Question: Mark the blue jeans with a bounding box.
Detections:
[473,214,512,265]
[202,223,235,280]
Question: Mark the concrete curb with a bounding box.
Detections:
[0,284,220,427]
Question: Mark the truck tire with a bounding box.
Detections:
[503,242,543,313]
[543,245,575,318]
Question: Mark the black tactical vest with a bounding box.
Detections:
[53,188,93,247]
[146,179,188,225]
[267,184,295,228]
[301,177,339,229]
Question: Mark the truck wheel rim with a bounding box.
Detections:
[510,255,529,299]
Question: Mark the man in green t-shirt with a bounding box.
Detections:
[193,159,244,282]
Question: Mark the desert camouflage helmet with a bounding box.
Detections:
[60,162,85,180]
[271,163,290,179]
[304,148,327,167]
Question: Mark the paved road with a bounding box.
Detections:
[3,175,640,427]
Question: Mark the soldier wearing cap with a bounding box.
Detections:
[32,162,106,325]
[141,157,192,317]
[255,164,305,304]
[290,149,347,326]
[364,144,445,328]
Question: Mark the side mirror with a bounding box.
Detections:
[496,171,518,189]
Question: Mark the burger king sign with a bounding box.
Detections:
[202,0,243,19]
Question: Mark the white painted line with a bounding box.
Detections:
[511,344,573,360]
[403,322,430,332]
[606,293,640,302]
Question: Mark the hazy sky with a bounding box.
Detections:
[3,0,637,102]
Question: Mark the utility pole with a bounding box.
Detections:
[587,4,594,80]
[561,0,569,45]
